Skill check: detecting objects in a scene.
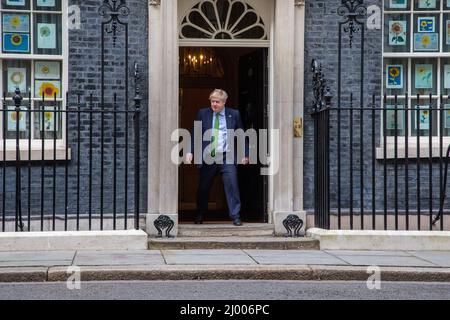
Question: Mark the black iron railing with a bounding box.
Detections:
[312,60,332,229]
[0,83,141,233]
[312,89,449,231]
[434,145,450,226]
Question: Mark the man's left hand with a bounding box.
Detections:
[242,157,250,165]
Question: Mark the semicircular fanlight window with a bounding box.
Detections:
[180,0,267,40]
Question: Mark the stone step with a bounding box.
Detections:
[148,236,320,250]
[177,223,275,237]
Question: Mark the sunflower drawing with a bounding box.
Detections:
[390,21,406,45]
[11,34,23,46]
[388,66,401,85]
[418,66,427,75]
[40,26,51,37]
[420,110,430,129]
[419,18,434,32]
[10,71,24,85]
[8,107,26,131]
[10,16,21,29]
[389,67,400,78]
[38,82,59,98]
[41,66,50,75]
[42,107,57,131]
[10,111,23,122]
[421,35,431,46]
[417,65,432,87]
[44,110,53,129]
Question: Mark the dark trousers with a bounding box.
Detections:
[197,162,241,221]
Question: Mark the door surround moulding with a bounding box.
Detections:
[147,0,306,231]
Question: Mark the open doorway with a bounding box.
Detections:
[178,47,269,223]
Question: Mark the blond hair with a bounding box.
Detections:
[209,89,228,102]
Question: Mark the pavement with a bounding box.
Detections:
[1,249,450,282]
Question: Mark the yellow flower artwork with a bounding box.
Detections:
[414,33,438,51]
[7,68,26,93]
[421,35,430,45]
[10,16,21,28]
[38,82,60,98]
[415,64,432,89]
[40,106,58,131]
[41,66,50,75]
[3,14,29,33]
[7,106,26,132]
[34,61,60,79]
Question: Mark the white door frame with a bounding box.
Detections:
[146,0,306,236]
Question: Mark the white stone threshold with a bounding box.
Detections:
[307,228,450,251]
[0,230,148,252]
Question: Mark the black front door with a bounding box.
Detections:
[238,48,269,222]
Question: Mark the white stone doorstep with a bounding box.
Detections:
[307,228,450,251]
[0,230,148,252]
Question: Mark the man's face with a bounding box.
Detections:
[210,97,225,113]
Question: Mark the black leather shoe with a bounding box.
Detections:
[232,219,242,226]
[194,215,203,224]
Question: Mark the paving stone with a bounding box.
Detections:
[325,250,412,257]
[244,250,348,265]
[335,255,437,267]
[0,251,75,262]
[0,251,75,266]
[0,260,71,267]
[162,250,256,265]
[73,250,165,266]
[408,251,450,267]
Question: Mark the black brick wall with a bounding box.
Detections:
[1,1,148,222]
[303,0,445,216]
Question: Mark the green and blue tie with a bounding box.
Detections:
[211,113,219,157]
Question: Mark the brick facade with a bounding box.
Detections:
[1,0,148,221]
[303,0,444,215]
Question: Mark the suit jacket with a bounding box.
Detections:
[190,107,249,167]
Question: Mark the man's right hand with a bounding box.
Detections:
[186,153,193,164]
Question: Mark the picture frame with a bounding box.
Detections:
[386,64,403,89]
[7,106,27,132]
[35,80,61,98]
[6,0,26,6]
[390,0,407,8]
[389,21,407,46]
[445,105,450,129]
[34,61,60,79]
[37,23,56,49]
[7,67,27,93]
[36,0,55,7]
[414,106,431,130]
[444,65,450,89]
[386,105,405,130]
[418,17,435,33]
[447,20,450,45]
[418,0,437,9]
[3,33,30,53]
[414,33,439,51]
[2,14,29,33]
[39,106,59,132]
[415,64,433,89]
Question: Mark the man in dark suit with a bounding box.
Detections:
[186,89,249,226]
